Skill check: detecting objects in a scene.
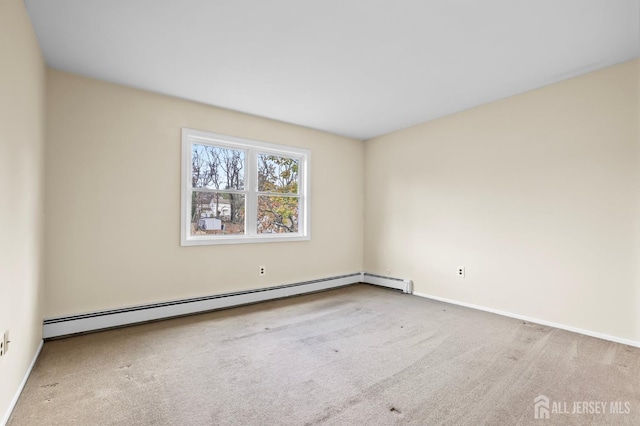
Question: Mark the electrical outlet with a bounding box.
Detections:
[457,266,465,278]
[0,330,8,357]
[259,266,266,276]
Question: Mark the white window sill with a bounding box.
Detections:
[181,234,311,246]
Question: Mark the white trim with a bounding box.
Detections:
[246,148,258,236]
[181,128,311,246]
[182,233,311,246]
[1,340,43,426]
[363,273,413,294]
[413,291,640,348]
[43,274,361,339]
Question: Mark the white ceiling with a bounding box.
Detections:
[25,0,640,140]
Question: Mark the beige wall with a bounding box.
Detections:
[636,62,640,341]
[0,0,46,419]
[44,70,364,317]
[364,60,640,342]
[43,60,640,343]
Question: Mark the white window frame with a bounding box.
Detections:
[181,128,310,246]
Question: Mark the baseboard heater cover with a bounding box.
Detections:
[43,273,362,339]
[362,273,413,294]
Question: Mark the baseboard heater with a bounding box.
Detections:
[362,272,412,293]
[43,272,413,339]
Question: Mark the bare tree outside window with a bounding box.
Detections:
[190,144,245,235]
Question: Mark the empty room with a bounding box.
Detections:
[2,0,640,424]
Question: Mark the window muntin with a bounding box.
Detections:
[181,129,310,245]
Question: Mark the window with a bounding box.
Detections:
[181,128,310,245]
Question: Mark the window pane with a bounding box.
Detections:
[192,144,245,190]
[191,191,245,236]
[258,154,299,194]
[257,195,299,234]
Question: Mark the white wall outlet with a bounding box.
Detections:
[457,266,465,278]
[259,266,266,276]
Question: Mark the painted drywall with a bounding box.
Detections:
[44,70,363,317]
[365,60,640,342]
[0,0,46,420]
[636,61,640,343]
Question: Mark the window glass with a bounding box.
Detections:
[257,195,299,234]
[192,144,245,190]
[258,154,299,194]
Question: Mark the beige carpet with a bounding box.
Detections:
[8,284,640,425]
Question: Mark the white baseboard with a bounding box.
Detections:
[413,291,640,348]
[363,273,413,294]
[1,339,43,426]
[43,273,363,339]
